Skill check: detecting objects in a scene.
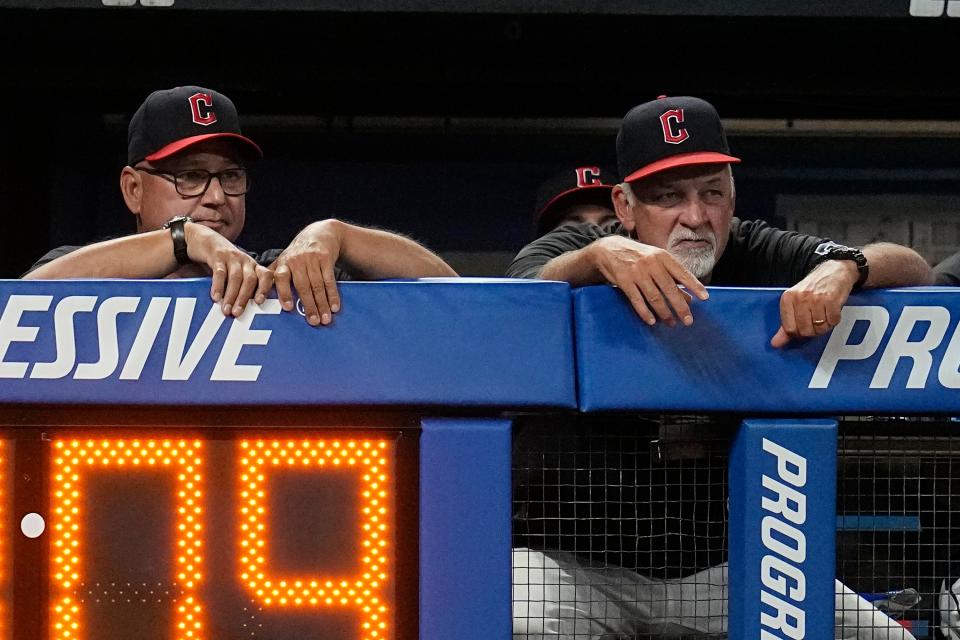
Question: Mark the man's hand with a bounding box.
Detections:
[770,259,859,348]
[588,236,709,327]
[185,223,274,317]
[270,219,343,327]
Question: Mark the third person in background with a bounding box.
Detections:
[532,165,617,237]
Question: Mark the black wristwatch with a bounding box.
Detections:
[162,215,193,266]
[813,241,869,289]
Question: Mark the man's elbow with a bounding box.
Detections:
[895,246,935,285]
[864,243,935,286]
[421,262,458,278]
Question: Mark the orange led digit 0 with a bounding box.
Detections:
[240,439,392,640]
[48,439,205,640]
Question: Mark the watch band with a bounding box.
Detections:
[853,255,869,289]
[814,241,869,289]
[162,216,193,266]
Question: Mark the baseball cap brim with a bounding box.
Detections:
[537,184,614,219]
[144,132,263,163]
[623,151,740,183]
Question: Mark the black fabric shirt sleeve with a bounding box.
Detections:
[506,221,619,279]
[935,252,960,286]
[711,219,828,287]
[254,248,350,281]
[251,248,282,268]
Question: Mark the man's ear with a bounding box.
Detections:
[120,166,143,215]
[611,185,636,232]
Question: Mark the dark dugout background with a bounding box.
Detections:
[1,0,959,277]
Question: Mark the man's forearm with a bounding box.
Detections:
[336,220,457,278]
[861,242,934,288]
[537,244,606,286]
[23,231,180,280]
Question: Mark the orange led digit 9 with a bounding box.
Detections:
[49,439,205,640]
[239,439,392,640]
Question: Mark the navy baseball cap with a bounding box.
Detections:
[616,96,740,183]
[534,165,615,235]
[127,86,262,166]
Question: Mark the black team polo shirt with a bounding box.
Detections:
[506,218,828,287]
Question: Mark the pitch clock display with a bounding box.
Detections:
[14,431,404,640]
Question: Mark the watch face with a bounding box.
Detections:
[813,240,867,282]
[814,240,851,256]
[163,216,192,229]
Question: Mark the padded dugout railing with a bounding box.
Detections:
[0,279,958,640]
[565,285,960,640]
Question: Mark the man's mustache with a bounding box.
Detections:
[669,229,716,249]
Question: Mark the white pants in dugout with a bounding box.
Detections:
[512,548,916,640]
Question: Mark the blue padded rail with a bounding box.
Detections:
[574,285,960,413]
[0,278,575,408]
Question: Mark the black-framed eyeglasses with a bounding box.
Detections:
[136,167,250,197]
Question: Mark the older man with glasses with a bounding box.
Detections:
[24,85,456,326]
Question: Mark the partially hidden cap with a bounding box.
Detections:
[127,85,262,166]
[616,95,740,183]
[534,165,616,236]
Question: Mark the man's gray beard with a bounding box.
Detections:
[669,247,716,280]
[666,226,718,280]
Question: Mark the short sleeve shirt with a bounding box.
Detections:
[506,218,829,287]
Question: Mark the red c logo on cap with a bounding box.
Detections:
[575,166,602,188]
[659,109,689,145]
[189,92,217,126]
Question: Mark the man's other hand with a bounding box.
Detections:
[271,219,343,327]
[770,259,859,348]
[588,235,709,327]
